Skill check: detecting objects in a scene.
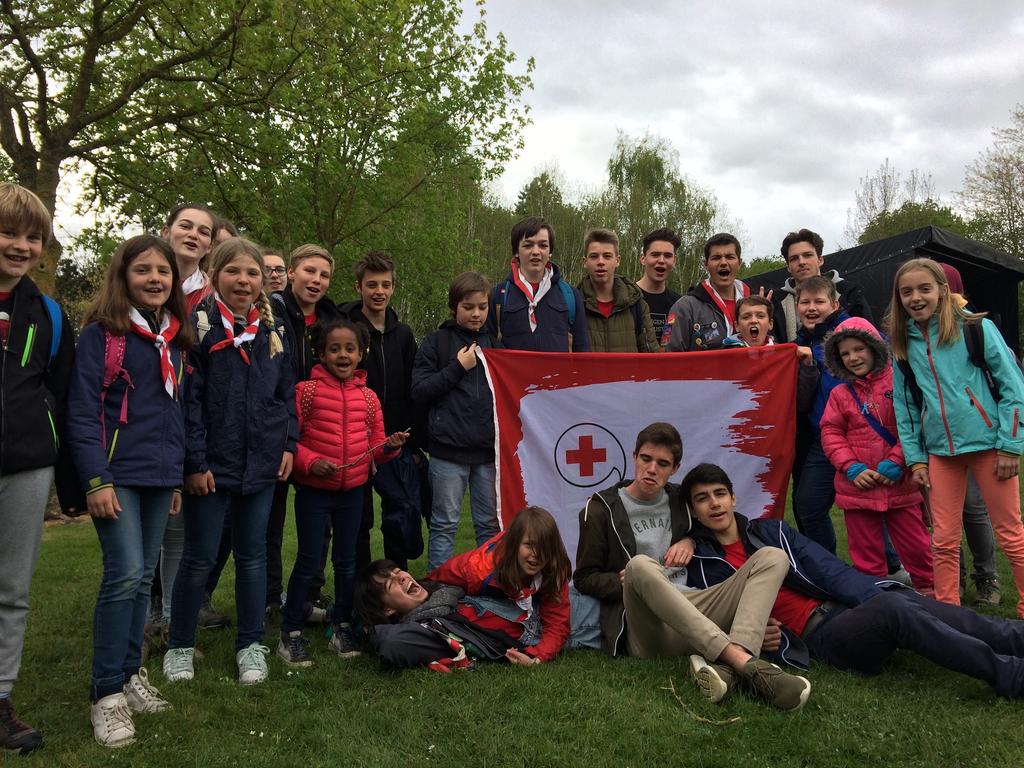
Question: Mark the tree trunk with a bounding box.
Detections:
[26,155,64,296]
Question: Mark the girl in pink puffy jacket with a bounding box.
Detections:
[820,317,934,594]
[278,319,408,665]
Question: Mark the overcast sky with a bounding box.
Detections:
[477,0,1024,259]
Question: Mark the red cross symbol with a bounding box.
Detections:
[565,435,607,477]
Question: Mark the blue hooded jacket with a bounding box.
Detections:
[183,299,298,493]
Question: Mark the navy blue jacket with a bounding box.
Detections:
[183,300,298,493]
[688,513,902,668]
[794,308,850,432]
[67,322,187,493]
[0,276,79,509]
[274,287,344,383]
[411,319,501,465]
[485,263,590,352]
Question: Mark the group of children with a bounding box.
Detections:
[3,180,1024,753]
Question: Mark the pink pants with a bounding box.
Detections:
[929,450,1024,617]
[844,505,934,593]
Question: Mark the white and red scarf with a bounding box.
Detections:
[510,260,553,333]
[180,268,207,297]
[129,307,181,399]
[701,278,749,336]
[208,295,260,365]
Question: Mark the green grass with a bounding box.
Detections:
[6,501,1024,767]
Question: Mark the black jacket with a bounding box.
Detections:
[340,301,423,448]
[274,287,344,383]
[573,481,693,656]
[411,320,501,464]
[0,276,79,509]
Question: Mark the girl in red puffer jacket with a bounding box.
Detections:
[279,319,408,665]
[820,317,933,594]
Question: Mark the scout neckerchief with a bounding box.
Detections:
[701,278,749,336]
[128,307,180,399]
[510,260,553,332]
[208,294,260,364]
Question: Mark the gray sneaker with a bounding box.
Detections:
[739,658,811,712]
[327,623,362,658]
[124,667,172,713]
[688,654,736,703]
[277,631,314,668]
[974,576,1001,606]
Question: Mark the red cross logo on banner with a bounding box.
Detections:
[565,435,606,477]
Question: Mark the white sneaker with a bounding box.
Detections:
[237,643,270,685]
[162,647,195,682]
[124,667,171,713]
[90,693,135,748]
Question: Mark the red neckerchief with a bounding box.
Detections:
[701,278,749,336]
[128,308,181,399]
[208,295,260,364]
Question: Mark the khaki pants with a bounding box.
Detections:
[623,548,789,662]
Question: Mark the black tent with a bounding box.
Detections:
[744,226,1024,353]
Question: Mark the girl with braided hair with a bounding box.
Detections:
[164,237,297,687]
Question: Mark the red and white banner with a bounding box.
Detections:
[479,346,798,565]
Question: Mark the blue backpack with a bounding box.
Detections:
[41,294,63,368]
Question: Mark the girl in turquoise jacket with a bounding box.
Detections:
[890,257,1024,616]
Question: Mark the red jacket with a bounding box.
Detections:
[292,366,395,491]
[428,532,570,662]
[820,317,922,512]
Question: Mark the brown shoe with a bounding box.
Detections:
[0,698,43,755]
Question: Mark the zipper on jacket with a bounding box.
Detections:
[0,292,8,470]
[1014,408,1020,439]
[924,328,955,453]
[20,322,36,367]
[46,408,58,451]
[107,428,120,462]
[964,386,993,428]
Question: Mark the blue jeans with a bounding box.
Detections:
[807,590,1024,696]
[91,486,173,700]
[169,486,273,651]
[283,484,363,632]
[428,458,499,571]
[792,439,837,554]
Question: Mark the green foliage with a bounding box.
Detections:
[858,199,970,244]
[961,104,1024,258]
[740,255,786,279]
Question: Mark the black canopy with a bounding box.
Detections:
[745,226,1024,352]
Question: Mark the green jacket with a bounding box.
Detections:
[573,482,693,656]
[578,276,658,353]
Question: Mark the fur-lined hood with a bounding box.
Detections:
[823,316,890,382]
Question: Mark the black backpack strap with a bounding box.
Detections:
[895,358,923,413]
[964,320,1000,402]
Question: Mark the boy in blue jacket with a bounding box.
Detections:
[683,462,1024,698]
[0,184,76,754]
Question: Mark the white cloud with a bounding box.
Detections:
[477,0,1024,258]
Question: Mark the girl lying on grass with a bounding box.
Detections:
[355,507,573,670]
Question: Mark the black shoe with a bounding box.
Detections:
[197,594,231,629]
[0,699,43,755]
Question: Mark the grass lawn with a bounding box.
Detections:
[6,499,1024,768]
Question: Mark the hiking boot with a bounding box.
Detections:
[197,594,231,629]
[327,623,362,658]
[236,643,270,685]
[277,631,314,668]
[90,693,135,748]
[739,658,811,712]
[162,647,195,682]
[974,576,1001,606]
[688,654,736,704]
[0,698,42,755]
[124,668,171,713]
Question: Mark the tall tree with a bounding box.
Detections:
[961,105,1024,257]
[0,0,297,292]
[584,133,718,292]
[843,159,935,246]
[858,199,969,244]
